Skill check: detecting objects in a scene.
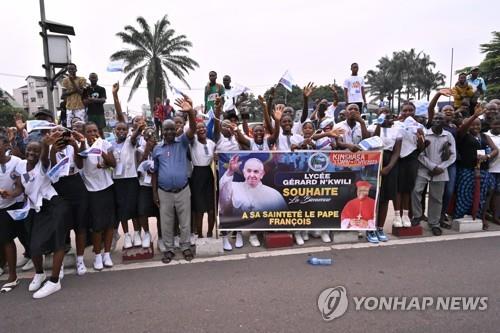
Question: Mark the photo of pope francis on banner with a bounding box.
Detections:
[217,150,382,231]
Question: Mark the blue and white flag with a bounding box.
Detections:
[107,60,125,72]
[47,156,70,183]
[26,120,57,133]
[78,147,103,158]
[169,84,184,97]
[278,70,295,92]
[206,107,215,140]
[7,201,30,221]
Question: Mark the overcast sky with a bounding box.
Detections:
[1,0,498,113]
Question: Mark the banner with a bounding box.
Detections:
[217,150,382,231]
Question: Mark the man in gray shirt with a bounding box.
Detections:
[411,113,456,235]
[152,97,196,263]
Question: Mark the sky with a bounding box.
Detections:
[1,0,498,114]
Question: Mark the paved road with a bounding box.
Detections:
[1,236,499,333]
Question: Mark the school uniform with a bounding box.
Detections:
[276,132,303,151]
[81,139,115,232]
[16,160,70,257]
[112,136,140,222]
[190,136,216,213]
[136,136,159,218]
[0,156,24,246]
[50,144,89,231]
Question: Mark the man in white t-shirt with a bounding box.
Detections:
[343,63,367,111]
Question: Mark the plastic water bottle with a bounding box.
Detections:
[307,257,333,265]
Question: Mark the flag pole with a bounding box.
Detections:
[449,48,454,103]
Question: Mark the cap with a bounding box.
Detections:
[34,109,54,120]
[320,118,334,129]
[356,180,372,188]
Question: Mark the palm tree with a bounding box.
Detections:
[110,16,199,109]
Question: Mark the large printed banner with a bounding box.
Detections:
[217,150,382,231]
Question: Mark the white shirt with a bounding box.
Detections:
[486,131,500,173]
[343,75,365,103]
[191,136,216,166]
[325,105,336,119]
[334,120,363,145]
[393,120,425,158]
[277,132,303,151]
[136,137,153,187]
[112,136,138,179]
[81,139,114,192]
[271,118,302,135]
[0,156,23,209]
[50,144,79,181]
[16,160,57,212]
[216,135,240,152]
[249,138,271,151]
[219,173,287,213]
[367,125,403,151]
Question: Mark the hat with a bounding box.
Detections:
[34,109,54,120]
[320,118,335,129]
[355,180,372,188]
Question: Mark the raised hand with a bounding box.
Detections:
[112,82,119,94]
[227,155,241,175]
[474,103,486,116]
[181,93,193,107]
[257,95,266,106]
[274,104,285,121]
[327,127,345,138]
[42,131,62,146]
[329,84,339,95]
[14,113,25,132]
[303,82,315,98]
[174,98,193,112]
[438,88,452,97]
[71,131,86,143]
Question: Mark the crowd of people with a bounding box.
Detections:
[0,62,499,299]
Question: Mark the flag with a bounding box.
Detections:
[47,156,70,183]
[107,60,125,72]
[279,70,294,92]
[7,201,30,221]
[26,120,57,133]
[169,84,184,96]
[206,107,215,140]
[78,147,103,157]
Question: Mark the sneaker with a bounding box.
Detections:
[123,233,133,249]
[157,239,167,253]
[376,229,388,242]
[402,215,412,227]
[190,233,197,246]
[29,273,46,292]
[301,231,309,241]
[235,232,243,248]
[366,231,379,244]
[33,280,61,299]
[22,259,34,271]
[111,230,120,251]
[76,260,87,276]
[249,234,260,247]
[16,256,29,268]
[133,231,142,247]
[320,231,331,243]
[174,236,180,249]
[93,254,103,271]
[103,253,113,268]
[223,236,232,251]
[59,264,64,280]
[392,216,403,228]
[142,232,151,248]
[294,231,304,246]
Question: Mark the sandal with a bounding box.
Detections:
[161,251,175,264]
[182,249,194,262]
[1,279,20,293]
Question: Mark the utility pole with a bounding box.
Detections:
[39,0,55,116]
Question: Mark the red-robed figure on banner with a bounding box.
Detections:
[341,180,376,229]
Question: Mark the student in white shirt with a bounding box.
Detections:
[48,126,89,275]
[0,134,24,292]
[343,63,367,110]
[486,118,500,224]
[80,122,116,271]
[112,121,143,249]
[7,138,70,298]
[268,104,304,151]
[190,122,216,239]
[334,103,369,151]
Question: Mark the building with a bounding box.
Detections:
[0,87,21,107]
[12,76,65,115]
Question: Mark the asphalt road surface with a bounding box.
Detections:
[1,236,499,333]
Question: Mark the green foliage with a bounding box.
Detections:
[111,15,199,110]
[366,49,446,111]
[456,31,500,100]
[0,105,29,128]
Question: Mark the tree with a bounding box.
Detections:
[366,49,446,112]
[0,104,28,127]
[456,31,500,100]
[110,16,199,110]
